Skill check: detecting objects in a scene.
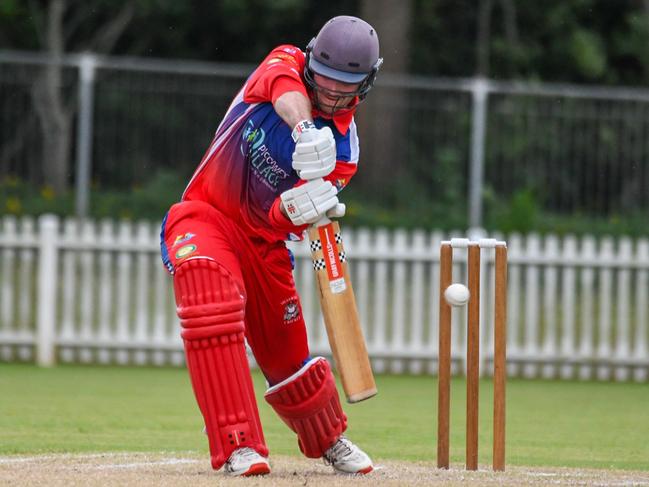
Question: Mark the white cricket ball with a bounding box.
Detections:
[444,283,470,307]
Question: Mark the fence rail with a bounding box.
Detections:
[4,50,649,228]
[1,214,648,381]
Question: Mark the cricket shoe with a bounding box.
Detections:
[323,436,373,475]
[224,447,270,476]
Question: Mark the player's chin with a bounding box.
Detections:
[319,102,352,117]
[318,103,337,115]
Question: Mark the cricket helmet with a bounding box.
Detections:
[305,16,383,101]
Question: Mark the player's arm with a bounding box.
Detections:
[244,45,309,107]
[274,91,312,130]
[269,80,337,182]
[245,45,337,180]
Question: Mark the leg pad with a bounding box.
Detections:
[174,258,267,470]
[264,357,347,458]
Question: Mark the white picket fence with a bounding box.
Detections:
[1,214,648,382]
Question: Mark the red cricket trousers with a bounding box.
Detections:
[161,200,310,384]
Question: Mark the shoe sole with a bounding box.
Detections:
[241,463,271,476]
[334,465,374,475]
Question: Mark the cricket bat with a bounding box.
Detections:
[307,217,377,403]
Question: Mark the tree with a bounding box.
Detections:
[356,0,412,203]
[24,0,137,194]
[1,0,360,193]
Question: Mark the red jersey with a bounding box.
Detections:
[181,45,360,242]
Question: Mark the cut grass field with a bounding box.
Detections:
[1,363,648,473]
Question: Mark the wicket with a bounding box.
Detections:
[436,238,507,471]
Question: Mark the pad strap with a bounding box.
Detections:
[264,357,347,458]
[174,258,267,470]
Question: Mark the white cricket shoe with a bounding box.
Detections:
[323,436,373,475]
[224,447,270,476]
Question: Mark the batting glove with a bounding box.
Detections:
[291,121,336,180]
[280,178,344,226]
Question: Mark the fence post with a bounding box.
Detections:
[36,214,59,367]
[75,52,97,218]
[468,77,489,230]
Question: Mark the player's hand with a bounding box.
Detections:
[280,178,342,226]
[291,121,336,180]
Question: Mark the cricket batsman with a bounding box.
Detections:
[160,15,382,476]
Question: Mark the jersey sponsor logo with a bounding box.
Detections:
[172,232,195,247]
[267,52,298,66]
[175,244,197,260]
[242,119,290,190]
[242,119,265,152]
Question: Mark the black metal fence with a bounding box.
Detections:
[2,50,649,232]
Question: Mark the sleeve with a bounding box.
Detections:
[244,45,309,104]
[324,161,358,194]
[324,118,360,193]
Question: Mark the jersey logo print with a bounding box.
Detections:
[242,119,290,190]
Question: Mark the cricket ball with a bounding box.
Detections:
[444,283,470,307]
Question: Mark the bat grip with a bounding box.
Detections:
[311,215,332,229]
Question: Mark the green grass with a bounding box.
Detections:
[0,364,647,470]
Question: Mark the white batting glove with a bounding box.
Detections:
[280,178,342,226]
[326,202,346,218]
[291,120,336,180]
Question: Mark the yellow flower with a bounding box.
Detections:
[41,185,55,200]
[6,197,21,214]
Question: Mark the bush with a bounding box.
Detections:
[0,176,76,216]
[2,170,647,237]
[91,170,185,220]
[0,170,184,221]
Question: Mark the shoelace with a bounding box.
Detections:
[226,446,263,469]
[323,436,353,465]
[233,447,260,461]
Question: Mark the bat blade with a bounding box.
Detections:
[308,220,377,403]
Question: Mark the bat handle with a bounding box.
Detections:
[311,215,332,229]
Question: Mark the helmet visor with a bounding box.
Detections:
[308,56,368,84]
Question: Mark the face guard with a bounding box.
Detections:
[304,54,383,115]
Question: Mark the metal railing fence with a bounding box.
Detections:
[3,50,649,227]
